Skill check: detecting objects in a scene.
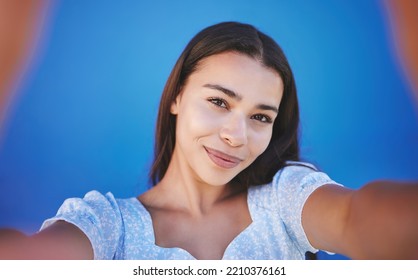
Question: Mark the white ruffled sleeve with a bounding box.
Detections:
[273,162,343,254]
[40,190,123,259]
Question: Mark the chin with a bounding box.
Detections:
[199,171,238,187]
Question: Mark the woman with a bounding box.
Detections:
[1,21,417,260]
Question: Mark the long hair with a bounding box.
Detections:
[150,21,300,187]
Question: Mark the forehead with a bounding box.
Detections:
[189,52,284,103]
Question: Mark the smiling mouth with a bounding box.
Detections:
[204,147,243,169]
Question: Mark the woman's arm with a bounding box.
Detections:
[302,181,418,259]
[0,221,94,259]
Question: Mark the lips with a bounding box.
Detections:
[204,146,243,169]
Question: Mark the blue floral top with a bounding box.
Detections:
[40,162,341,259]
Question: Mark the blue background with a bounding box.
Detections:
[1,0,417,260]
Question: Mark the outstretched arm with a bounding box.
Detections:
[303,180,418,259]
[0,221,93,259]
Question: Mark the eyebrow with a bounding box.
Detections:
[204,84,242,101]
[203,83,279,114]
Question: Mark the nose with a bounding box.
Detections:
[220,113,248,147]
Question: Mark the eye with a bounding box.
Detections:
[208,97,228,109]
[251,114,273,124]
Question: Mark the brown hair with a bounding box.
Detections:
[150,21,300,187]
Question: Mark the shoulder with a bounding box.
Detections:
[273,161,340,191]
[275,161,318,179]
[248,161,334,208]
[248,161,341,255]
[41,190,142,238]
[42,190,150,259]
[249,160,343,219]
[51,190,125,218]
[57,190,141,210]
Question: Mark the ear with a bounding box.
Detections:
[170,95,181,115]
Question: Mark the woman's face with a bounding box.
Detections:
[170,52,284,186]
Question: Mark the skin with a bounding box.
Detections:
[0,51,284,260]
[304,181,418,259]
[0,0,48,134]
[384,0,418,105]
[139,52,283,259]
[1,52,417,260]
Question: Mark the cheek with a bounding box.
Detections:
[176,102,219,139]
[249,129,273,157]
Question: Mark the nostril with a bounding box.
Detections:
[224,137,233,146]
[221,134,246,147]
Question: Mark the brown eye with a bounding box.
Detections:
[208,98,228,109]
[251,114,273,123]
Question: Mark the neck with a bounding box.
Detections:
[155,153,240,217]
